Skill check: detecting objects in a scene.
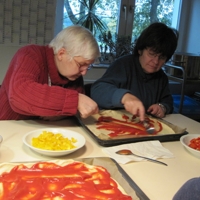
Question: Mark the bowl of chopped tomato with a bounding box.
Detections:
[180,134,200,158]
[23,128,85,157]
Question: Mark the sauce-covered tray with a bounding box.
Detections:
[80,157,150,200]
[0,157,149,200]
[78,109,188,147]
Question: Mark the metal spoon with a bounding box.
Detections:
[116,149,167,166]
[143,121,155,134]
[146,127,155,134]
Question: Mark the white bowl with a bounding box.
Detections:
[180,134,200,158]
[23,128,85,157]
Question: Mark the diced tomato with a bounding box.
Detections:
[189,143,197,149]
[189,137,200,151]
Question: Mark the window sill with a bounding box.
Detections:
[93,63,109,69]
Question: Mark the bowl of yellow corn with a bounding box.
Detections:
[23,128,85,156]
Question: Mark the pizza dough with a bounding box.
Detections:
[82,110,175,140]
[0,159,132,200]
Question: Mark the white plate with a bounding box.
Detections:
[180,134,200,158]
[23,128,85,157]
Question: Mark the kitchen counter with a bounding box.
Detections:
[0,114,200,200]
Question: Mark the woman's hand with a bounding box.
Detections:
[121,93,145,121]
[147,104,166,118]
[78,93,99,118]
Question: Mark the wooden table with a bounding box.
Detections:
[0,114,200,200]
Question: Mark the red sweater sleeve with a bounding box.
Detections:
[3,45,83,118]
[9,82,79,117]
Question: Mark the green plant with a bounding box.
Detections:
[64,0,108,36]
[99,31,136,63]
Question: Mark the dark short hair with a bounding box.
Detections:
[133,22,179,61]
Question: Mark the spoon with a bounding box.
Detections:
[145,126,155,134]
[142,121,155,134]
[116,149,167,166]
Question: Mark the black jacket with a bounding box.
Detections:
[91,54,173,114]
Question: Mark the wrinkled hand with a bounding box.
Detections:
[121,93,145,121]
[78,93,99,118]
[147,104,165,118]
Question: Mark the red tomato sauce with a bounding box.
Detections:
[96,114,162,137]
[0,162,132,200]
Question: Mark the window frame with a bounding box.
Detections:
[55,0,182,40]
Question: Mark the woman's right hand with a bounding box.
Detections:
[121,93,145,121]
[78,93,99,118]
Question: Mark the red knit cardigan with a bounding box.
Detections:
[0,45,84,120]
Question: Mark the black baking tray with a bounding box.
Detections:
[77,110,188,147]
[111,158,150,200]
[79,120,188,147]
[77,157,150,200]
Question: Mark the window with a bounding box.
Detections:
[131,0,182,41]
[61,0,182,42]
[63,0,119,38]
[54,0,182,62]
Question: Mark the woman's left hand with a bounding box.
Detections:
[147,104,165,118]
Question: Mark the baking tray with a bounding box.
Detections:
[6,157,149,200]
[78,110,188,147]
[78,157,149,200]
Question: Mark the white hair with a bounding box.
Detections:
[49,25,100,60]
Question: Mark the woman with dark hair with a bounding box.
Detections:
[91,22,179,121]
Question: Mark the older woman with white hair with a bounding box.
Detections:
[0,25,100,120]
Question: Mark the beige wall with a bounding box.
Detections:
[0,46,21,84]
[0,0,56,84]
[83,67,107,84]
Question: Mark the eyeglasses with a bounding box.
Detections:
[146,49,167,61]
[73,58,93,70]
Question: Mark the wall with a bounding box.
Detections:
[0,46,21,83]
[185,0,200,54]
[177,0,200,54]
[83,67,107,84]
[0,0,56,84]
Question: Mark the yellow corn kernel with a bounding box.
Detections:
[32,131,77,151]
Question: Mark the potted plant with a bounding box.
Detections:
[99,31,136,63]
[64,0,107,36]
